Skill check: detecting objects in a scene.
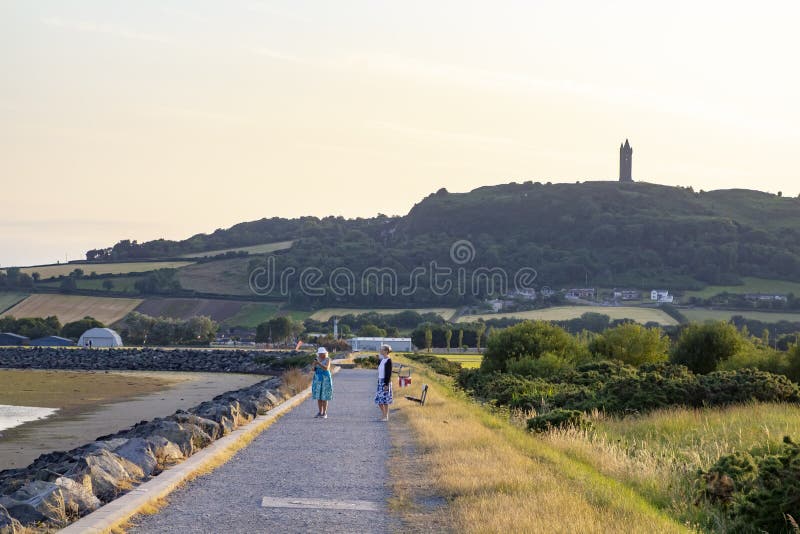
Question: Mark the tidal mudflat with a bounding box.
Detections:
[0,369,267,469]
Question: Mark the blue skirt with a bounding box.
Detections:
[312,370,333,401]
[374,380,393,405]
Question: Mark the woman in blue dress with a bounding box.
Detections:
[312,347,333,418]
[375,344,393,421]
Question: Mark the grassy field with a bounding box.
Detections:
[6,261,194,279]
[0,292,28,314]
[683,276,800,299]
[2,294,142,324]
[431,352,483,369]
[219,302,282,328]
[390,355,687,533]
[543,403,800,529]
[37,276,140,293]
[178,240,294,258]
[682,307,800,323]
[176,257,253,296]
[460,306,678,325]
[309,307,458,321]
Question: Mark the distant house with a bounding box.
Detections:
[650,290,674,303]
[566,288,595,300]
[744,293,788,302]
[78,327,123,347]
[612,289,641,301]
[30,335,75,347]
[0,332,29,346]
[508,288,537,300]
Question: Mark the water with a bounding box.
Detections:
[0,404,59,432]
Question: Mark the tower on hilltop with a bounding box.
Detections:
[619,139,633,182]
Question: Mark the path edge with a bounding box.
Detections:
[61,367,340,534]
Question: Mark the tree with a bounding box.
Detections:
[31,272,41,282]
[458,329,464,350]
[424,327,433,353]
[61,316,104,340]
[60,277,77,291]
[475,323,486,350]
[102,279,114,291]
[445,329,453,351]
[671,321,744,374]
[358,324,387,337]
[256,316,296,344]
[589,323,669,366]
[481,320,581,373]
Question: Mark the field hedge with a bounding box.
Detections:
[458,361,800,416]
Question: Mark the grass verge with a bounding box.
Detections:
[391,355,688,533]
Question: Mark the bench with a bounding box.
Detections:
[404,384,428,406]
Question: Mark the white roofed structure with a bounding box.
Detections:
[78,327,123,347]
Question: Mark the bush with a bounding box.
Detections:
[354,355,380,369]
[699,436,800,533]
[671,321,744,374]
[506,352,574,379]
[589,323,669,366]
[527,409,592,433]
[482,321,585,373]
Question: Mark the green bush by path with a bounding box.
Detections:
[527,409,592,433]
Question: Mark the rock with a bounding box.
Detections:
[113,438,158,477]
[65,449,144,502]
[54,476,101,517]
[144,436,184,470]
[0,504,22,534]
[129,419,211,457]
[170,412,222,441]
[0,480,67,526]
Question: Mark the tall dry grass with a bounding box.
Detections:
[392,355,687,534]
[542,402,800,529]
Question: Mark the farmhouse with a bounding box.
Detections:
[0,332,29,346]
[565,288,595,300]
[78,327,123,347]
[612,288,641,300]
[29,335,75,347]
[349,337,413,352]
[650,289,674,303]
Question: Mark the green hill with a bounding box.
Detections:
[86,181,800,306]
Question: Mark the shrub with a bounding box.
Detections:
[699,436,800,533]
[589,323,669,366]
[671,321,744,374]
[527,409,592,433]
[353,355,380,369]
[482,321,584,373]
[506,352,574,379]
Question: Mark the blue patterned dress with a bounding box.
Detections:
[374,358,393,405]
[312,359,333,401]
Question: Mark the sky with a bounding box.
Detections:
[2,1,799,267]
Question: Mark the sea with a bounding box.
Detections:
[0,404,59,433]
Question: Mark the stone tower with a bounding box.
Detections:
[619,139,633,182]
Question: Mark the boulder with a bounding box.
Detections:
[54,476,101,517]
[0,504,22,534]
[65,449,144,502]
[170,412,222,441]
[144,436,184,470]
[129,419,211,457]
[0,480,67,526]
[113,438,158,477]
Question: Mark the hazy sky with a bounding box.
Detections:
[2,1,799,267]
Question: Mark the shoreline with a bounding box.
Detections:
[0,369,267,470]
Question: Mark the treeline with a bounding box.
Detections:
[0,316,104,340]
[121,312,217,346]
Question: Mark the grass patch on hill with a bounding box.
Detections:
[460,305,678,325]
[391,354,687,533]
[0,292,28,313]
[683,277,800,299]
[178,240,294,258]
[37,276,140,293]
[682,308,800,323]
[309,307,458,322]
[1,294,142,324]
[7,261,194,279]
[427,352,483,369]
[175,257,253,296]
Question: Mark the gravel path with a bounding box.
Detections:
[129,369,397,534]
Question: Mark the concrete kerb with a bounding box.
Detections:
[61,366,341,534]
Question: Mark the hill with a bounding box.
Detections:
[85,181,800,306]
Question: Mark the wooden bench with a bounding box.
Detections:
[404,384,428,406]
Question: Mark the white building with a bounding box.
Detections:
[349,337,413,352]
[78,327,123,347]
[650,290,674,303]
